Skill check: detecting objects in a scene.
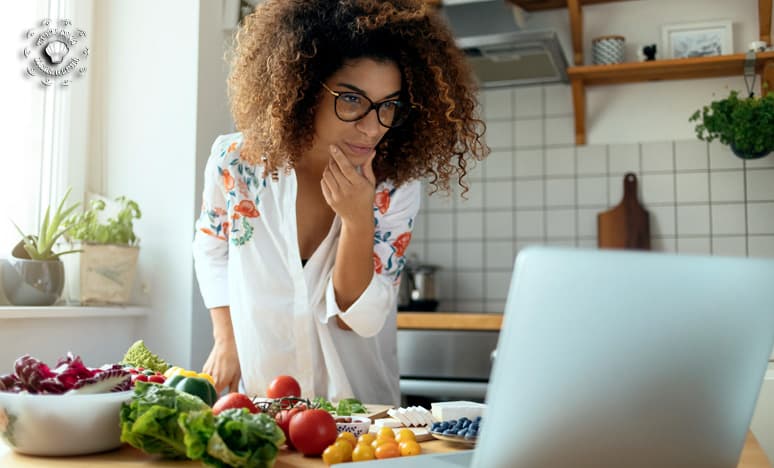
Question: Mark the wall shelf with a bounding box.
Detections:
[0,305,149,320]
[552,0,773,144]
[507,0,633,12]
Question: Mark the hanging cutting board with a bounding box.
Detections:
[597,173,650,250]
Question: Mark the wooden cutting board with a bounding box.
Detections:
[597,173,650,250]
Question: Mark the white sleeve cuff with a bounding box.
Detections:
[322,273,395,338]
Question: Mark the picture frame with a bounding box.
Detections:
[661,20,733,59]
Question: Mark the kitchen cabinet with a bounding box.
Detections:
[508,0,774,144]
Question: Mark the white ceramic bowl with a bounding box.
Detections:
[335,415,371,438]
[0,390,133,455]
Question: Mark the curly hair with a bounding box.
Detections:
[228,0,488,193]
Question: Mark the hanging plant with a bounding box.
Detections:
[690,89,774,159]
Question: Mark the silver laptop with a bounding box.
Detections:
[345,247,774,467]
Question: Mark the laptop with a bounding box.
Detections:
[345,247,774,467]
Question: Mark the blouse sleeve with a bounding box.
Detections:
[192,135,233,309]
[323,179,422,337]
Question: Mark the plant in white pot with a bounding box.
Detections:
[2,188,81,306]
[63,196,142,305]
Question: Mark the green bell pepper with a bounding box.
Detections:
[164,375,218,406]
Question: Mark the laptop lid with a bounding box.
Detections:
[474,247,774,468]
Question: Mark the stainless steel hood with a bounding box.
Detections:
[440,0,569,88]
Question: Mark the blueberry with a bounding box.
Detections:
[447,419,457,426]
[464,432,476,440]
[457,428,467,436]
[475,416,482,423]
[461,420,470,428]
[443,429,456,436]
[439,422,449,431]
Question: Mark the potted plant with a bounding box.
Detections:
[62,196,142,305]
[1,188,80,306]
[690,89,774,160]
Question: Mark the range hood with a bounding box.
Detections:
[440,0,569,88]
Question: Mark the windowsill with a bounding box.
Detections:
[0,305,149,320]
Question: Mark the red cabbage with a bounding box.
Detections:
[4,353,130,394]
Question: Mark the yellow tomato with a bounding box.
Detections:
[378,427,395,439]
[352,443,376,461]
[371,436,395,450]
[399,440,422,456]
[357,433,376,446]
[321,444,347,465]
[333,439,353,461]
[337,431,357,449]
[375,441,401,459]
[395,428,416,444]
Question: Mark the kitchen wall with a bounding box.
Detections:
[405,85,774,313]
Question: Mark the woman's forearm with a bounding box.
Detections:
[332,219,375,311]
[210,306,235,343]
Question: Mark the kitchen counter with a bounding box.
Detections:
[0,431,769,467]
[396,312,502,331]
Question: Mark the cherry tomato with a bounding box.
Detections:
[375,441,400,459]
[289,409,338,456]
[147,375,165,384]
[322,444,346,465]
[266,375,301,399]
[399,440,422,456]
[333,439,353,461]
[275,406,305,449]
[378,427,395,439]
[212,392,260,415]
[357,433,376,446]
[336,431,357,448]
[396,428,416,443]
[352,443,376,461]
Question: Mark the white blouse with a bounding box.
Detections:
[193,133,421,405]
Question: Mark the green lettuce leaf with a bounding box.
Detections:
[181,408,285,468]
[119,381,209,459]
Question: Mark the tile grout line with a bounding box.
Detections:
[706,142,714,255]
[672,142,679,253]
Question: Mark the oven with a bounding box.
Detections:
[397,329,499,407]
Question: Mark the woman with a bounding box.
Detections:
[193,0,487,406]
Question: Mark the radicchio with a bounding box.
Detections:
[5,353,130,394]
[0,374,20,393]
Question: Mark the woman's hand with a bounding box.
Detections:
[203,337,241,394]
[321,144,376,226]
[203,306,241,394]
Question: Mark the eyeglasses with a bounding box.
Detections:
[321,82,410,129]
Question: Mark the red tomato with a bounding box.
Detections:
[289,409,338,456]
[212,392,260,415]
[266,375,301,399]
[275,406,305,449]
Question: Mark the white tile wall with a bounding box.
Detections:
[410,87,774,313]
[515,148,544,177]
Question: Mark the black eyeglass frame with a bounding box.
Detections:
[320,82,411,129]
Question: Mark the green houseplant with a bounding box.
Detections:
[62,196,142,305]
[690,89,774,160]
[2,188,81,306]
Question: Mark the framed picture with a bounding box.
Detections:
[661,20,733,59]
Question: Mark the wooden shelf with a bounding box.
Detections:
[507,0,632,12]
[558,0,774,144]
[569,51,774,86]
